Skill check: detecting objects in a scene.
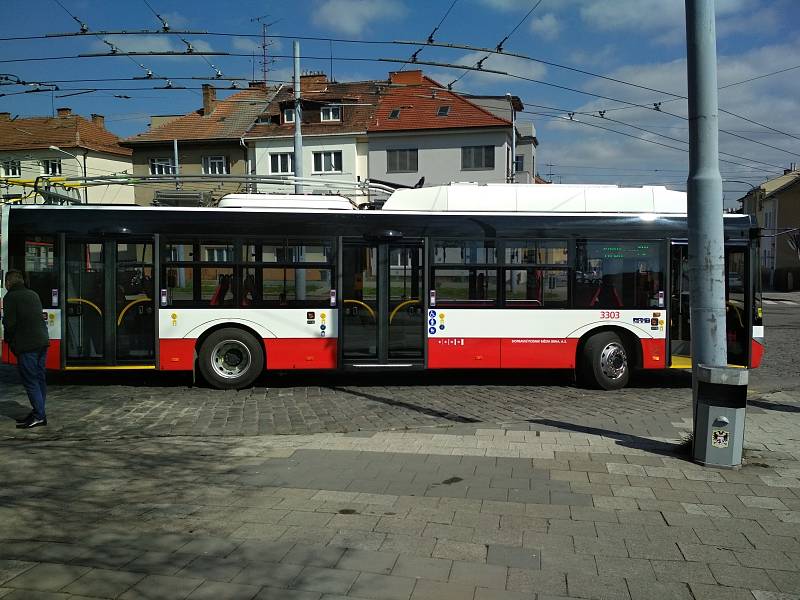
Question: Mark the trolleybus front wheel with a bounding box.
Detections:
[198,328,264,389]
[580,331,630,390]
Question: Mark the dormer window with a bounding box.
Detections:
[320,106,341,121]
[437,105,451,117]
[388,108,401,120]
[283,108,295,124]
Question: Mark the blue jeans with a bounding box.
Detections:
[18,348,48,421]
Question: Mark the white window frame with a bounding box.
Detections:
[269,152,294,175]
[1,160,21,177]
[312,150,343,174]
[437,105,451,117]
[283,108,295,124]
[202,155,229,175]
[42,158,62,176]
[149,157,176,175]
[320,106,341,122]
[386,149,418,173]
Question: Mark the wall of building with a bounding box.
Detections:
[745,184,800,290]
[0,149,134,204]
[368,129,511,188]
[248,134,367,195]
[129,141,248,205]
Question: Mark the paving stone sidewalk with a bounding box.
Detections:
[2,391,800,600]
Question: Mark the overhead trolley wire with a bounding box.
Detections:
[399,0,459,72]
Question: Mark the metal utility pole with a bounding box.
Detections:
[507,93,516,184]
[685,0,726,369]
[293,40,304,194]
[173,139,180,190]
[686,0,748,469]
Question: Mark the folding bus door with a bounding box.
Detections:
[65,237,156,368]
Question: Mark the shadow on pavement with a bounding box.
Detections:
[529,418,690,460]
[748,398,800,413]
[329,386,480,424]
[0,400,31,422]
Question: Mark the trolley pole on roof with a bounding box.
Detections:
[293,40,304,195]
[686,0,747,468]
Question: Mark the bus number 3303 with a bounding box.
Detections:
[600,311,621,320]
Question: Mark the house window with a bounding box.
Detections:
[387,149,418,173]
[514,155,524,173]
[202,155,229,175]
[320,106,341,122]
[461,145,495,170]
[437,105,451,117]
[149,157,176,175]
[1,160,21,177]
[270,153,294,174]
[388,108,401,120]
[283,108,295,124]
[313,151,342,173]
[42,159,62,176]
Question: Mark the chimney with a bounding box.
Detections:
[248,80,267,88]
[202,84,216,115]
[90,114,105,128]
[0,112,10,120]
[390,70,424,85]
[299,72,328,92]
[56,107,72,117]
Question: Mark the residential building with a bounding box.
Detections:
[367,71,517,188]
[0,108,134,204]
[462,94,538,183]
[741,168,800,290]
[122,83,276,205]
[244,74,377,196]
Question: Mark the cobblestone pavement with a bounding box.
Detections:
[0,297,799,598]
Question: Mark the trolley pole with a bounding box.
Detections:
[293,40,304,195]
[686,0,747,467]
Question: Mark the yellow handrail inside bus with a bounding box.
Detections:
[117,297,151,326]
[389,299,420,324]
[67,298,102,317]
[343,299,376,320]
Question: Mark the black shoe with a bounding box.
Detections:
[17,417,47,429]
[15,412,34,423]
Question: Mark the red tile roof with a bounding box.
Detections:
[244,81,381,139]
[123,87,277,144]
[369,71,511,133]
[0,112,131,156]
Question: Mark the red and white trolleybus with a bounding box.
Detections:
[1,183,763,390]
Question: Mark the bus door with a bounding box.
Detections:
[65,238,156,367]
[669,242,750,368]
[340,239,424,368]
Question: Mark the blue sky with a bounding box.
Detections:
[1,0,798,201]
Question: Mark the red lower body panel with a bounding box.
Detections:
[428,338,501,368]
[751,339,764,368]
[159,339,196,371]
[265,338,337,370]
[640,339,667,369]
[500,338,578,369]
[2,340,61,369]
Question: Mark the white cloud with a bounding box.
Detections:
[529,13,561,40]
[537,38,800,198]
[232,37,261,53]
[311,0,406,36]
[476,0,533,10]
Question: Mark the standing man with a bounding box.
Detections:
[3,269,50,428]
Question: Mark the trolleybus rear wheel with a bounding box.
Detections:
[581,331,630,390]
[198,328,264,389]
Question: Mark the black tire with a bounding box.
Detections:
[580,331,630,390]
[197,328,264,390]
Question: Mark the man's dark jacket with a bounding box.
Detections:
[2,284,49,355]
